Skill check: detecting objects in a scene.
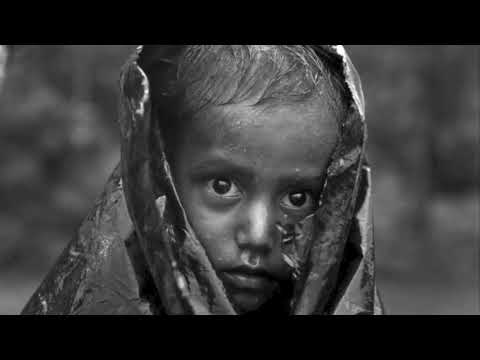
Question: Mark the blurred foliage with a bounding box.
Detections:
[0,45,478,314]
[348,45,478,291]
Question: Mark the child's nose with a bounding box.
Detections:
[235,200,275,254]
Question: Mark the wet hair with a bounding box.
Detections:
[138,45,351,155]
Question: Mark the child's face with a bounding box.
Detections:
[169,98,338,313]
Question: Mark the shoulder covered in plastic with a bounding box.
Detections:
[21,164,153,315]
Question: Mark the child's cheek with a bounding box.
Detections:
[187,202,239,265]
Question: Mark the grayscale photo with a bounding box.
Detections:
[0,45,477,315]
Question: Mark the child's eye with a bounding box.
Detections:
[280,191,316,213]
[207,178,242,199]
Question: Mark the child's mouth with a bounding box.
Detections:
[219,266,277,294]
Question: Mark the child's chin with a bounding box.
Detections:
[229,291,271,314]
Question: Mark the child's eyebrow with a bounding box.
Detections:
[275,173,326,191]
[189,158,255,181]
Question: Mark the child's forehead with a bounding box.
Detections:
[191,97,339,132]
[177,100,339,173]
[183,100,339,158]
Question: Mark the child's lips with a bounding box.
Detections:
[220,269,277,293]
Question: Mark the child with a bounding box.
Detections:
[22,45,384,315]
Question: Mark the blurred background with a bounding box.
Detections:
[0,45,478,314]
